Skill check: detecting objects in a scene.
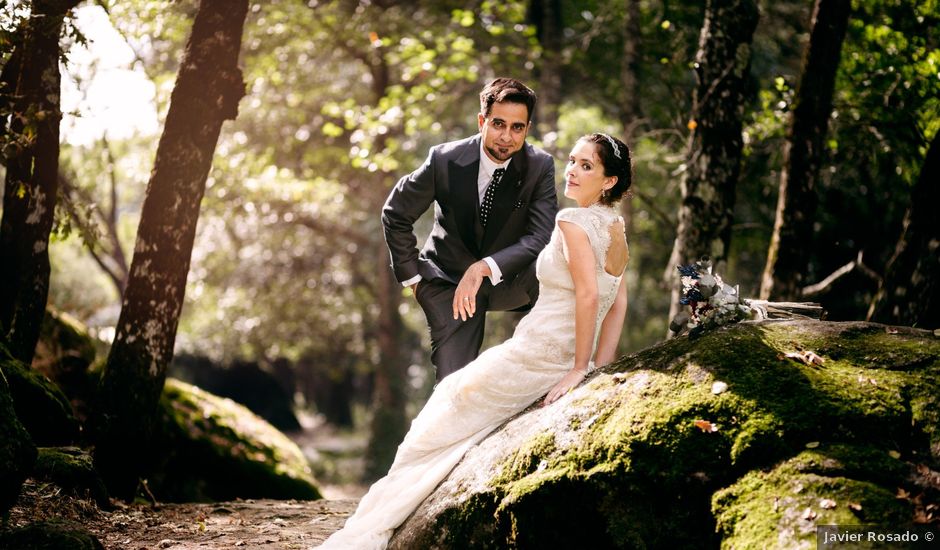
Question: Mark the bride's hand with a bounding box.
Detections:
[542,368,587,406]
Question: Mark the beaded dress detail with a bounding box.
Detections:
[316,203,626,549]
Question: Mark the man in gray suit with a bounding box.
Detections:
[382,78,558,381]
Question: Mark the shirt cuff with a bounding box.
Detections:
[401,274,422,287]
[483,257,502,286]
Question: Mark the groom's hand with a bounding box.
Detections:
[453,260,491,321]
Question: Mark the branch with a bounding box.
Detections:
[58,173,127,296]
[801,251,881,298]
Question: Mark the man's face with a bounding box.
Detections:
[478,101,529,162]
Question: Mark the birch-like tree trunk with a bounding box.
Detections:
[93,0,249,500]
[664,0,759,326]
[760,0,851,300]
[867,132,940,328]
[0,0,80,365]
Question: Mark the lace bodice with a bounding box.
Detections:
[512,203,627,366]
[316,203,628,550]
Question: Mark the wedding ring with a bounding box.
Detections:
[463,297,470,301]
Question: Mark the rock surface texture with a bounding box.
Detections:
[387,320,939,549]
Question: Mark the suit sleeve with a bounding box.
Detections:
[488,153,558,279]
[382,148,437,283]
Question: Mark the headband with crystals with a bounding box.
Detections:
[600,133,622,160]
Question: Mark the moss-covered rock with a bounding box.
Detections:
[2,346,79,446]
[0,362,37,517]
[389,321,940,549]
[149,378,321,502]
[32,447,109,508]
[33,308,97,382]
[0,519,105,549]
[712,444,913,549]
[32,309,99,423]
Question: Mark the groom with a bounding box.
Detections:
[382,77,558,381]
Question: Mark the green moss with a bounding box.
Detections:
[414,321,939,549]
[0,355,37,517]
[713,445,912,549]
[0,351,78,446]
[151,378,321,502]
[33,447,109,507]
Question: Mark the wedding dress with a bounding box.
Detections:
[316,203,626,549]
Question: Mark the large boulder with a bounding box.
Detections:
[2,350,80,446]
[32,308,99,423]
[32,447,109,508]
[170,354,301,431]
[149,378,321,502]
[0,362,37,517]
[32,309,97,387]
[389,321,940,549]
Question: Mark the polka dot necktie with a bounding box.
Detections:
[480,167,506,228]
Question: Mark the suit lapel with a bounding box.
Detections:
[448,140,481,255]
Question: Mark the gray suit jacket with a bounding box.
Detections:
[382,135,558,286]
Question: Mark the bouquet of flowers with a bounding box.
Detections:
[669,258,756,339]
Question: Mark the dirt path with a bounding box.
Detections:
[7,482,356,550]
[92,499,355,549]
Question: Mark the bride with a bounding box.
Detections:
[316,133,632,549]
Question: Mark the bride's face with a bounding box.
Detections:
[564,140,615,207]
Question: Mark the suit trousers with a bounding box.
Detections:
[414,261,539,381]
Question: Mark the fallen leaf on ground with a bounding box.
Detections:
[848,502,862,512]
[805,441,820,449]
[820,498,837,509]
[886,327,899,334]
[711,381,728,395]
[802,508,817,520]
[889,450,901,459]
[693,419,719,433]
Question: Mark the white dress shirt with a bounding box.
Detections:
[401,138,509,288]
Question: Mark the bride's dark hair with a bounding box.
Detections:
[580,133,632,206]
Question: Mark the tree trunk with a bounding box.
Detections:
[0,0,80,365]
[359,35,413,480]
[530,0,563,144]
[93,0,248,500]
[619,0,641,347]
[364,245,409,481]
[664,0,759,326]
[620,0,642,143]
[867,132,940,328]
[760,0,851,300]
[0,29,24,144]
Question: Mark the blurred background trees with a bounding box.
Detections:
[1,0,937,483]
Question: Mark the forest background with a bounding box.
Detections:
[1,0,937,490]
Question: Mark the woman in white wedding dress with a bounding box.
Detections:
[316,133,632,549]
